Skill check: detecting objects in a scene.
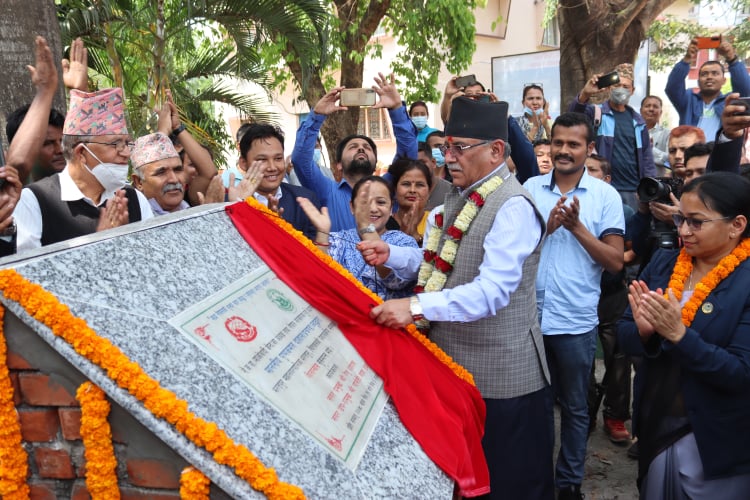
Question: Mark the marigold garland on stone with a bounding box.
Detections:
[244,197,476,387]
[0,304,30,500]
[77,382,120,500]
[666,238,750,326]
[0,270,304,500]
[180,466,210,499]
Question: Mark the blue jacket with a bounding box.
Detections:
[291,107,417,232]
[666,60,750,126]
[618,248,750,480]
[568,98,656,184]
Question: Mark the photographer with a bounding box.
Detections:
[631,99,746,269]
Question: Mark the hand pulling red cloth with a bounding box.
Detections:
[227,200,489,497]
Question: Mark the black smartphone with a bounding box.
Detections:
[732,97,750,116]
[596,71,620,89]
[455,74,477,89]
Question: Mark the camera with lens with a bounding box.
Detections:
[636,176,683,204]
[637,176,684,249]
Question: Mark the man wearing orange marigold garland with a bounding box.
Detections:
[524,112,625,500]
[364,96,553,499]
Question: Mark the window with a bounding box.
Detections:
[357,108,391,140]
[542,15,560,48]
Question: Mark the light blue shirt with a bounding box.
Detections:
[385,165,543,322]
[523,170,625,336]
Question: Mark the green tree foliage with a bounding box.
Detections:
[258,0,478,163]
[56,0,327,165]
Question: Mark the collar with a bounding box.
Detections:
[601,100,646,125]
[59,165,114,207]
[148,197,189,215]
[547,166,592,193]
[459,162,511,196]
[253,185,283,206]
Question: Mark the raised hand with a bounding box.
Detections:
[314,87,347,115]
[228,162,263,201]
[197,174,225,204]
[372,72,402,110]
[62,37,88,91]
[29,36,58,95]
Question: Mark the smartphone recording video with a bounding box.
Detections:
[596,71,621,89]
[455,75,477,89]
[339,89,377,107]
[732,97,750,116]
[695,36,722,50]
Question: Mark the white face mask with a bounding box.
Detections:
[81,144,130,195]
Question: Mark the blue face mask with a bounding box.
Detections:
[524,106,544,116]
[432,147,445,166]
[411,116,428,130]
[313,149,322,165]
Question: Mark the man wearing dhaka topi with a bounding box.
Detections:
[361,96,554,499]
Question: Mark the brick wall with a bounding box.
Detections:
[4,312,231,499]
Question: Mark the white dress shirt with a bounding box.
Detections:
[14,166,153,252]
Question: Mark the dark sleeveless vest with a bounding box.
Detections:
[27,174,142,246]
[430,166,550,399]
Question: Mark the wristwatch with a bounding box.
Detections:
[358,223,377,235]
[169,123,186,141]
[409,296,424,322]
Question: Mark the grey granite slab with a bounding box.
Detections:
[0,204,453,499]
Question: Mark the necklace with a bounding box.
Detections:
[666,238,750,326]
[413,176,504,332]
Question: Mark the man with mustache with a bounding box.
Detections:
[291,73,417,232]
[569,63,655,212]
[131,133,190,215]
[666,38,750,140]
[524,112,625,500]
[12,37,152,253]
[366,96,553,499]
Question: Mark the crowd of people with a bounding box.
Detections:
[3,34,750,500]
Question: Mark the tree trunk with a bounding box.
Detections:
[558,0,676,110]
[284,0,391,180]
[0,0,66,154]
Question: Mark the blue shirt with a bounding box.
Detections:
[329,228,419,300]
[523,170,625,335]
[291,107,418,232]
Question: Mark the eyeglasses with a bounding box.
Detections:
[672,214,732,231]
[524,82,544,89]
[83,139,135,153]
[438,141,490,157]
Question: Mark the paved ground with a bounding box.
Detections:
[554,359,639,500]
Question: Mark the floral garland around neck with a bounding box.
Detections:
[666,238,750,326]
[414,176,504,332]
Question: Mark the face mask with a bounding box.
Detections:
[432,147,445,166]
[610,87,631,106]
[411,116,428,130]
[313,149,323,166]
[524,106,545,116]
[81,144,130,194]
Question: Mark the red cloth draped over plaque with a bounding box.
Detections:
[227,201,489,497]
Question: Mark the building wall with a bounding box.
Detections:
[3,311,230,499]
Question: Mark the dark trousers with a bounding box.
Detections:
[588,285,632,421]
[476,386,555,500]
